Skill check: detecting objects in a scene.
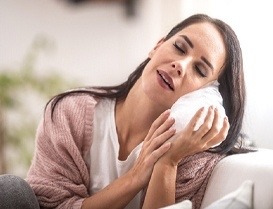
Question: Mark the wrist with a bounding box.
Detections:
[155,159,178,172]
[125,169,145,191]
[157,153,181,168]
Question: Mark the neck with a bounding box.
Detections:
[115,80,165,159]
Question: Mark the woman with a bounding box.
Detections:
[4,13,246,209]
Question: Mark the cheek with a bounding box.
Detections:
[150,47,172,65]
[140,72,157,99]
[175,78,198,97]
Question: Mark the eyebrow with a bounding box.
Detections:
[201,56,214,71]
[181,35,194,48]
[181,35,214,71]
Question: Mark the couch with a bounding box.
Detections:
[200,148,273,209]
[163,148,273,209]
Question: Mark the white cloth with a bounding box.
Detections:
[170,81,226,132]
[90,98,142,209]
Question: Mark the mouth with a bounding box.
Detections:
[157,70,175,91]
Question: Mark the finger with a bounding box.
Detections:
[201,107,222,142]
[138,128,174,169]
[147,128,176,153]
[145,109,171,142]
[150,116,175,140]
[205,116,230,148]
[195,106,215,138]
[146,142,171,165]
[186,107,206,131]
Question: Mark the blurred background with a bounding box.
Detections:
[1,0,272,177]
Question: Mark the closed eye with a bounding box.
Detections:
[195,65,207,78]
[173,42,185,54]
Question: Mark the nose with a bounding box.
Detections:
[171,60,184,77]
[171,58,191,77]
[171,63,182,76]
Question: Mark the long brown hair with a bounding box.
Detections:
[48,14,247,154]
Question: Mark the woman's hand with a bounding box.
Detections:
[127,109,176,188]
[159,106,230,166]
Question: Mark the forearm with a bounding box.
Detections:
[142,162,177,209]
[82,172,141,209]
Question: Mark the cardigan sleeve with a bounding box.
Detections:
[175,152,225,209]
[26,94,97,209]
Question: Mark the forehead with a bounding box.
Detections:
[174,22,226,73]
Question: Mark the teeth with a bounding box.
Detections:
[159,72,173,90]
[161,75,170,85]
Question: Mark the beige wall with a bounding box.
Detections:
[1,0,273,150]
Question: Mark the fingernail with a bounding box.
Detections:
[164,109,171,115]
[169,116,175,121]
[169,127,176,133]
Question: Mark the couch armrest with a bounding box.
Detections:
[200,148,273,209]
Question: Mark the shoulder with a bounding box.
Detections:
[50,93,98,113]
[45,93,98,123]
[38,93,101,165]
[42,93,100,148]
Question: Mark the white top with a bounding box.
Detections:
[90,98,143,209]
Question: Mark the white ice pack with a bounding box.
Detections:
[170,81,226,132]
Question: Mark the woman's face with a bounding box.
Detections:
[141,22,226,109]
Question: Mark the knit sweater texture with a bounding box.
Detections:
[26,94,224,209]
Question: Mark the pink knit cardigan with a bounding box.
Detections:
[26,94,224,209]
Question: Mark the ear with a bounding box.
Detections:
[148,37,165,58]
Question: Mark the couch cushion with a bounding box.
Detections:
[203,180,253,209]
